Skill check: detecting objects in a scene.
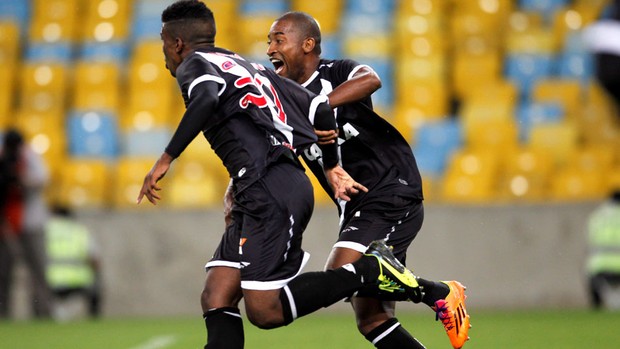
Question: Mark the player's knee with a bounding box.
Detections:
[246,310,282,329]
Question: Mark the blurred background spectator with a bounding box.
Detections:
[0,128,53,319]
[45,205,102,320]
[586,188,620,309]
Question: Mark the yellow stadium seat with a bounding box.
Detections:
[0,21,20,64]
[291,0,343,34]
[29,0,81,42]
[203,0,239,51]
[449,10,506,53]
[452,51,502,99]
[464,118,519,152]
[55,159,112,208]
[82,0,131,42]
[506,11,544,33]
[0,65,15,126]
[168,160,228,209]
[441,148,500,203]
[505,28,557,54]
[531,79,584,119]
[11,111,67,178]
[529,121,579,167]
[568,145,615,173]
[182,137,230,183]
[550,166,607,202]
[497,146,554,202]
[238,16,277,58]
[113,157,159,209]
[72,61,122,111]
[607,166,620,192]
[395,79,449,118]
[343,35,392,59]
[395,55,446,83]
[396,33,447,59]
[301,160,333,207]
[18,63,68,113]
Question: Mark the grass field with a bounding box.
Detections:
[2,309,620,348]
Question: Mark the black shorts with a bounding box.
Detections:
[206,160,314,290]
[335,196,423,265]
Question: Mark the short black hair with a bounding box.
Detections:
[277,11,322,55]
[161,0,216,45]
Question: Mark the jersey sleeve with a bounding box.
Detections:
[165,56,222,158]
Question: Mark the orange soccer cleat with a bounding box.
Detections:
[433,281,471,349]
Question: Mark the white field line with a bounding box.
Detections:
[128,335,177,349]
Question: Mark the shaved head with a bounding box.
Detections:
[275,12,322,55]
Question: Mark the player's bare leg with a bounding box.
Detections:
[201,266,244,349]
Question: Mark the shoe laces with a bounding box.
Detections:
[434,299,455,331]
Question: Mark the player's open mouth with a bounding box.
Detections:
[270,58,284,74]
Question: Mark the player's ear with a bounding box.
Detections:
[174,37,184,54]
[302,37,315,54]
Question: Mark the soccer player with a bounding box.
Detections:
[266,12,471,349]
[137,1,420,349]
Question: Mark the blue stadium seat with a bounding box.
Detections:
[363,58,393,111]
[321,35,342,60]
[0,1,30,34]
[556,51,593,84]
[412,118,463,177]
[345,0,395,15]
[25,42,73,63]
[67,111,119,158]
[518,0,569,22]
[505,53,555,100]
[239,0,288,15]
[516,101,564,141]
[79,41,130,63]
[131,0,169,41]
[120,128,171,157]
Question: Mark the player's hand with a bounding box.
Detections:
[223,179,234,226]
[137,153,173,205]
[315,129,338,145]
[324,165,368,201]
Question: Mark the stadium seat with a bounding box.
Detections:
[530,78,584,118]
[82,0,131,42]
[24,42,73,63]
[55,159,112,208]
[12,110,67,177]
[441,148,501,203]
[239,0,288,15]
[452,51,502,100]
[516,101,565,141]
[131,0,169,41]
[113,156,159,208]
[395,79,449,121]
[291,0,343,34]
[463,118,519,153]
[167,160,228,209]
[496,146,554,202]
[18,63,69,113]
[519,0,569,23]
[550,166,607,201]
[0,21,20,64]
[79,41,130,63]
[0,65,15,125]
[528,121,578,167]
[0,1,30,34]
[72,62,122,112]
[205,0,240,51]
[67,110,119,158]
[29,0,80,43]
[119,128,171,157]
[504,53,555,99]
[412,117,463,177]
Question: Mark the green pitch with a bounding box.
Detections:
[2,309,620,348]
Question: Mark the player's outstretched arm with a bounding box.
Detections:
[325,165,368,201]
[137,152,174,205]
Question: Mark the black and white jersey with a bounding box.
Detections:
[299,58,424,221]
[167,47,334,193]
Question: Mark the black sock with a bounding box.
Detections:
[417,278,450,307]
[203,307,244,349]
[279,257,375,323]
[365,318,426,349]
